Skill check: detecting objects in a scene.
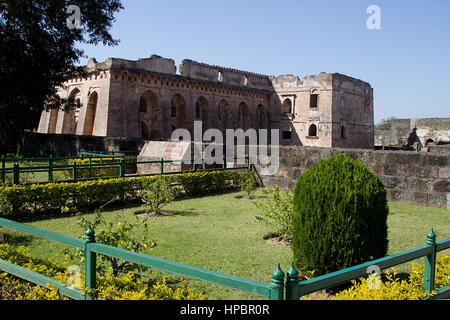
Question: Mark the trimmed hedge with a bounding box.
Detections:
[0,170,253,216]
[292,154,389,276]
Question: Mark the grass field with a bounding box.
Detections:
[1,190,449,300]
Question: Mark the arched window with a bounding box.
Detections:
[257,104,269,130]
[238,102,250,130]
[196,96,209,132]
[218,99,231,138]
[341,125,345,138]
[308,124,318,137]
[195,103,201,119]
[140,90,161,139]
[170,94,187,130]
[310,94,319,108]
[139,96,147,113]
[218,71,223,82]
[283,99,292,114]
[66,89,81,134]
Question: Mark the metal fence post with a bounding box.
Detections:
[72,161,77,182]
[424,229,437,295]
[1,155,5,184]
[160,158,164,175]
[270,264,285,300]
[48,155,53,183]
[246,155,250,172]
[222,155,226,170]
[119,158,125,178]
[84,227,97,300]
[286,263,300,300]
[12,163,19,185]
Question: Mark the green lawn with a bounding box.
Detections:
[1,190,449,300]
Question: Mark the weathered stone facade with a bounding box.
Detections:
[37,54,374,149]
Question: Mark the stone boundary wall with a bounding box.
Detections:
[254,146,450,209]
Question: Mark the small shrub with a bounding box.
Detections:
[254,185,294,239]
[64,207,156,277]
[292,153,389,276]
[141,176,176,215]
[240,171,258,199]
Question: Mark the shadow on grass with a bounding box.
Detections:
[133,208,199,218]
[0,231,35,247]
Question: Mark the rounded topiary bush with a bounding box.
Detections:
[292,153,389,276]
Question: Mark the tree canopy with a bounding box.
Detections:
[375,117,396,131]
[0,0,123,151]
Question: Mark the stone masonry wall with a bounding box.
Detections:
[255,146,450,209]
[21,132,146,157]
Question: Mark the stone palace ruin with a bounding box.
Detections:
[37,54,375,149]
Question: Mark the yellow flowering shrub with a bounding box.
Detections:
[0,244,209,300]
[331,253,450,300]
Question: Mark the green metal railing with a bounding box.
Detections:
[0,216,448,300]
[0,217,283,300]
[1,154,250,186]
[282,229,450,300]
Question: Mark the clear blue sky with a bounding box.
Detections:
[77,0,450,124]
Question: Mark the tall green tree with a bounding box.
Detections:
[0,0,123,150]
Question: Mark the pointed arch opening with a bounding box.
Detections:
[170,93,187,132]
[257,104,269,130]
[196,96,210,134]
[83,91,98,136]
[140,90,161,139]
[238,102,250,131]
[65,88,81,134]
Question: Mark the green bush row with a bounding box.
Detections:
[0,170,251,216]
